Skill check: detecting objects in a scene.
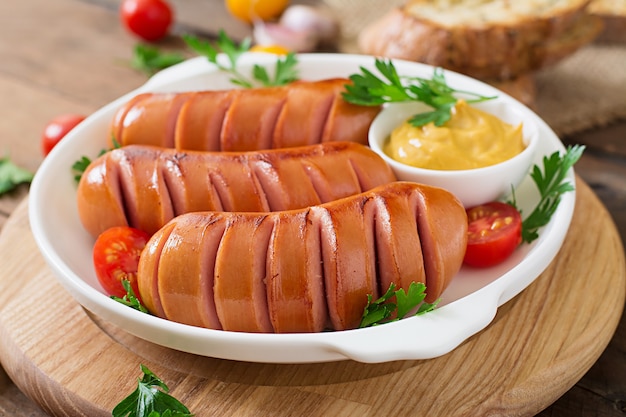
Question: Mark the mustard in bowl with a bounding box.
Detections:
[369,99,539,208]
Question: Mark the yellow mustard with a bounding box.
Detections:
[383,100,525,170]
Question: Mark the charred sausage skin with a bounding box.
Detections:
[110,79,381,152]
[76,142,397,237]
[137,182,468,333]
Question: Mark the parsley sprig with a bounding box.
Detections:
[510,144,585,243]
[131,44,185,77]
[71,155,93,183]
[111,279,150,314]
[183,30,299,88]
[360,282,439,328]
[343,58,496,127]
[0,156,34,195]
[112,364,193,417]
[71,137,120,183]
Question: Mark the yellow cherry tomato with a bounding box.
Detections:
[225,0,289,23]
[249,44,291,55]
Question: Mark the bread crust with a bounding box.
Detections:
[589,0,626,43]
[358,0,602,79]
[594,15,626,42]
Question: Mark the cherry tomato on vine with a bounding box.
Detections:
[93,226,150,300]
[463,201,522,268]
[225,0,289,23]
[120,0,173,42]
[41,114,86,156]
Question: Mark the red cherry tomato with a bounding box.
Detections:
[463,201,522,268]
[93,226,150,300]
[120,0,173,42]
[41,114,86,156]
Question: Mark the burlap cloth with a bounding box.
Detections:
[533,44,626,137]
[322,0,626,138]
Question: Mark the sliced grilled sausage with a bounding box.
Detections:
[311,193,378,331]
[76,142,397,237]
[110,79,381,152]
[136,182,468,333]
[154,216,225,330]
[266,209,326,333]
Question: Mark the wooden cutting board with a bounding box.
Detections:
[0,178,624,417]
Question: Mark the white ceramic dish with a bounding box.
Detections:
[29,54,576,364]
[369,100,539,208]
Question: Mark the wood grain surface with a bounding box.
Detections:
[1,0,625,415]
[0,177,623,417]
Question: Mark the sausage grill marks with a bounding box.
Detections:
[76,142,397,237]
[137,182,468,334]
[109,78,381,152]
[86,80,467,335]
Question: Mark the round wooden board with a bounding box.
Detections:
[0,178,624,417]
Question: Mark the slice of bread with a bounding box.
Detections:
[358,0,603,80]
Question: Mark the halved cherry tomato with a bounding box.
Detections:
[225,0,289,23]
[41,114,86,156]
[463,201,522,268]
[120,0,173,42]
[93,226,150,300]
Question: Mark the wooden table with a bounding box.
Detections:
[0,0,625,416]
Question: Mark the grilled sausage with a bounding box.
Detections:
[76,142,397,237]
[136,182,468,333]
[109,79,381,152]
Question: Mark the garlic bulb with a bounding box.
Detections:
[252,4,340,52]
[279,5,340,43]
[253,20,318,52]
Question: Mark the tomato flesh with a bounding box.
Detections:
[93,227,150,300]
[41,114,85,156]
[463,202,522,268]
[120,0,173,42]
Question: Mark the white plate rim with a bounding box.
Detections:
[28,53,576,364]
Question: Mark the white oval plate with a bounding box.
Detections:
[29,54,575,364]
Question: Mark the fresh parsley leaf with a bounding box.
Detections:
[183,30,299,88]
[0,156,34,195]
[112,365,193,417]
[182,33,219,62]
[72,137,118,183]
[215,29,251,69]
[408,101,455,127]
[252,52,299,87]
[111,280,150,314]
[343,66,410,106]
[271,52,299,85]
[183,31,254,88]
[343,58,496,127]
[509,144,585,243]
[72,155,92,183]
[359,282,439,328]
[395,281,428,319]
[360,283,397,328]
[111,135,122,150]
[131,44,185,77]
